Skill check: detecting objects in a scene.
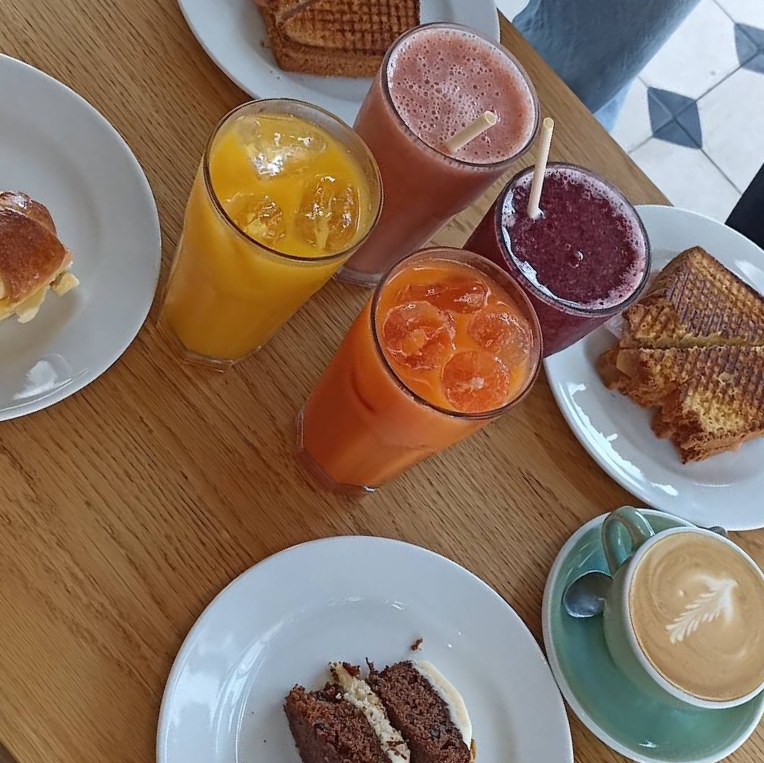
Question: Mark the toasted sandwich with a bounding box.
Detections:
[259,0,420,78]
[598,246,764,462]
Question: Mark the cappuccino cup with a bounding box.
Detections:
[602,507,764,710]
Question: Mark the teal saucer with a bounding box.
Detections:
[542,509,764,763]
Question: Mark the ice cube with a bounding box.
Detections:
[227,192,287,246]
[441,350,512,413]
[396,277,489,314]
[468,303,532,367]
[295,175,360,253]
[381,301,456,371]
[238,117,327,178]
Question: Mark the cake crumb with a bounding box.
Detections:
[410,637,423,652]
[470,739,478,761]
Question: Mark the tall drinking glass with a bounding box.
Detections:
[338,23,540,288]
[298,247,543,494]
[466,162,651,356]
[159,100,382,368]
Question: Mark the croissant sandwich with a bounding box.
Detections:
[0,192,79,324]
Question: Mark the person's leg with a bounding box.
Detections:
[594,86,629,132]
[514,0,701,116]
[726,166,764,250]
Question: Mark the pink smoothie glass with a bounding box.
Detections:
[339,23,540,288]
[466,162,651,356]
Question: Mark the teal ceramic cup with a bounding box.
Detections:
[602,507,764,711]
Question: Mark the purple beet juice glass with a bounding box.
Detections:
[465,162,651,356]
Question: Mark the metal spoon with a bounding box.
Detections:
[562,571,612,618]
[561,524,728,619]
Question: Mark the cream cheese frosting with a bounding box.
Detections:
[414,660,473,745]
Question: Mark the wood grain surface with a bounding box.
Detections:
[1,3,762,762]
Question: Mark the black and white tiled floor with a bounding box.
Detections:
[612,0,764,220]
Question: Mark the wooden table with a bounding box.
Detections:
[1,4,762,762]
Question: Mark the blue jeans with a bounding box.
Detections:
[514,0,701,129]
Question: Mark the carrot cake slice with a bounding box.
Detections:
[285,659,474,763]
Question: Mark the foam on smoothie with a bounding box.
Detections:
[502,166,648,310]
[386,26,536,164]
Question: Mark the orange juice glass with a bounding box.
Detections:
[159,100,382,368]
[297,247,543,493]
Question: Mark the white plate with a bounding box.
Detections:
[157,536,573,763]
[0,55,161,421]
[545,205,764,531]
[177,0,501,125]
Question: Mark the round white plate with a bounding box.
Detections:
[177,0,501,126]
[0,55,161,421]
[545,205,764,531]
[158,536,573,763]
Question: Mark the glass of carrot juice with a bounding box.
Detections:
[297,247,543,493]
[159,99,382,368]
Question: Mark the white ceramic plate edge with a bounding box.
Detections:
[176,0,259,103]
[0,55,162,421]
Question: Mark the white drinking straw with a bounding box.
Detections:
[527,117,555,219]
[444,111,498,153]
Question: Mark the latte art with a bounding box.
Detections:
[665,575,737,644]
[630,532,764,702]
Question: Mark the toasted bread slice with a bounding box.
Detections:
[621,247,764,349]
[600,345,764,462]
[602,345,760,405]
[261,6,380,77]
[653,346,764,462]
[282,0,419,53]
[260,0,419,78]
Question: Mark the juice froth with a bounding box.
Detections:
[387,26,537,164]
